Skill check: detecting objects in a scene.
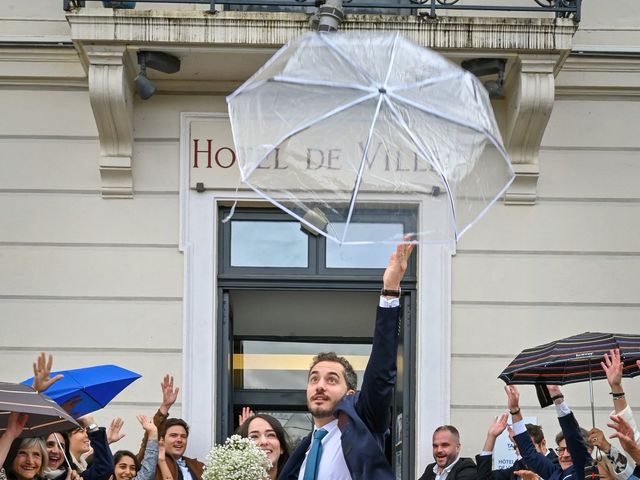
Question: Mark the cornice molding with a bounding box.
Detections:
[555,55,640,96]
[85,45,134,198]
[65,10,576,202]
[66,10,576,51]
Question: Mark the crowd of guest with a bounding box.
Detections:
[418,349,640,480]
[2,349,640,480]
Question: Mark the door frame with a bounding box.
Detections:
[178,112,454,478]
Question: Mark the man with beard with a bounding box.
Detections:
[418,426,477,480]
[278,241,415,480]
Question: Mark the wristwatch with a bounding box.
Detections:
[86,423,99,432]
[380,288,401,298]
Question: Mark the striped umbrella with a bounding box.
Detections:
[499,332,640,426]
[0,382,79,437]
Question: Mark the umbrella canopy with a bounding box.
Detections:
[499,332,640,386]
[0,382,79,437]
[22,364,141,418]
[227,31,514,245]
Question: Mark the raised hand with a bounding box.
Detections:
[32,352,64,393]
[602,349,623,389]
[137,414,158,440]
[6,412,28,440]
[382,238,415,291]
[107,417,126,444]
[238,406,254,427]
[547,385,563,404]
[608,415,640,462]
[488,413,509,438]
[504,385,520,411]
[160,374,179,415]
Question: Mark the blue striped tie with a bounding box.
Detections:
[302,428,328,480]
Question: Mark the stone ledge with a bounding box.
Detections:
[67,10,576,51]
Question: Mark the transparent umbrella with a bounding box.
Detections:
[227,31,514,245]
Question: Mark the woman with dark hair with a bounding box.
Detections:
[237,413,291,480]
[111,415,158,480]
[111,451,139,480]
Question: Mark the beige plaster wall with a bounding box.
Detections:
[1,0,640,468]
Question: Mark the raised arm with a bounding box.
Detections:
[356,241,415,433]
[549,385,591,480]
[603,350,627,413]
[137,375,179,461]
[482,413,509,453]
[506,385,558,480]
[0,412,27,466]
[133,415,159,480]
[79,416,115,480]
[477,413,509,480]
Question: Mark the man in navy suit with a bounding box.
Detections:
[503,385,591,480]
[278,241,415,480]
[477,414,557,480]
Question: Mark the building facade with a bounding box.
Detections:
[1,1,640,478]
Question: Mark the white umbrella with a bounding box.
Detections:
[227,31,514,245]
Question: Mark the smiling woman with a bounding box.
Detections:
[236,414,291,480]
[2,437,48,480]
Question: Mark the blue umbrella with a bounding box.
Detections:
[22,365,141,418]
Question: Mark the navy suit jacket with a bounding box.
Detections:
[278,305,400,480]
[476,450,557,480]
[514,412,590,480]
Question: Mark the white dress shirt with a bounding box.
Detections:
[298,419,351,480]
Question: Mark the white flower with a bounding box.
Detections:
[202,435,272,480]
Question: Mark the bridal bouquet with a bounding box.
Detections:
[202,435,271,480]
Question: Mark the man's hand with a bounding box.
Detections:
[238,406,254,427]
[160,374,179,416]
[382,239,415,291]
[602,349,623,391]
[107,417,125,444]
[588,427,611,454]
[547,385,564,405]
[137,414,158,440]
[608,414,640,462]
[504,385,523,422]
[32,352,64,393]
[482,413,509,453]
[504,385,520,411]
[488,413,509,438]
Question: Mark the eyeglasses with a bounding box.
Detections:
[555,447,568,454]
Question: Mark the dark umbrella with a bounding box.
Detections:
[22,364,141,418]
[0,382,79,437]
[499,332,640,426]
